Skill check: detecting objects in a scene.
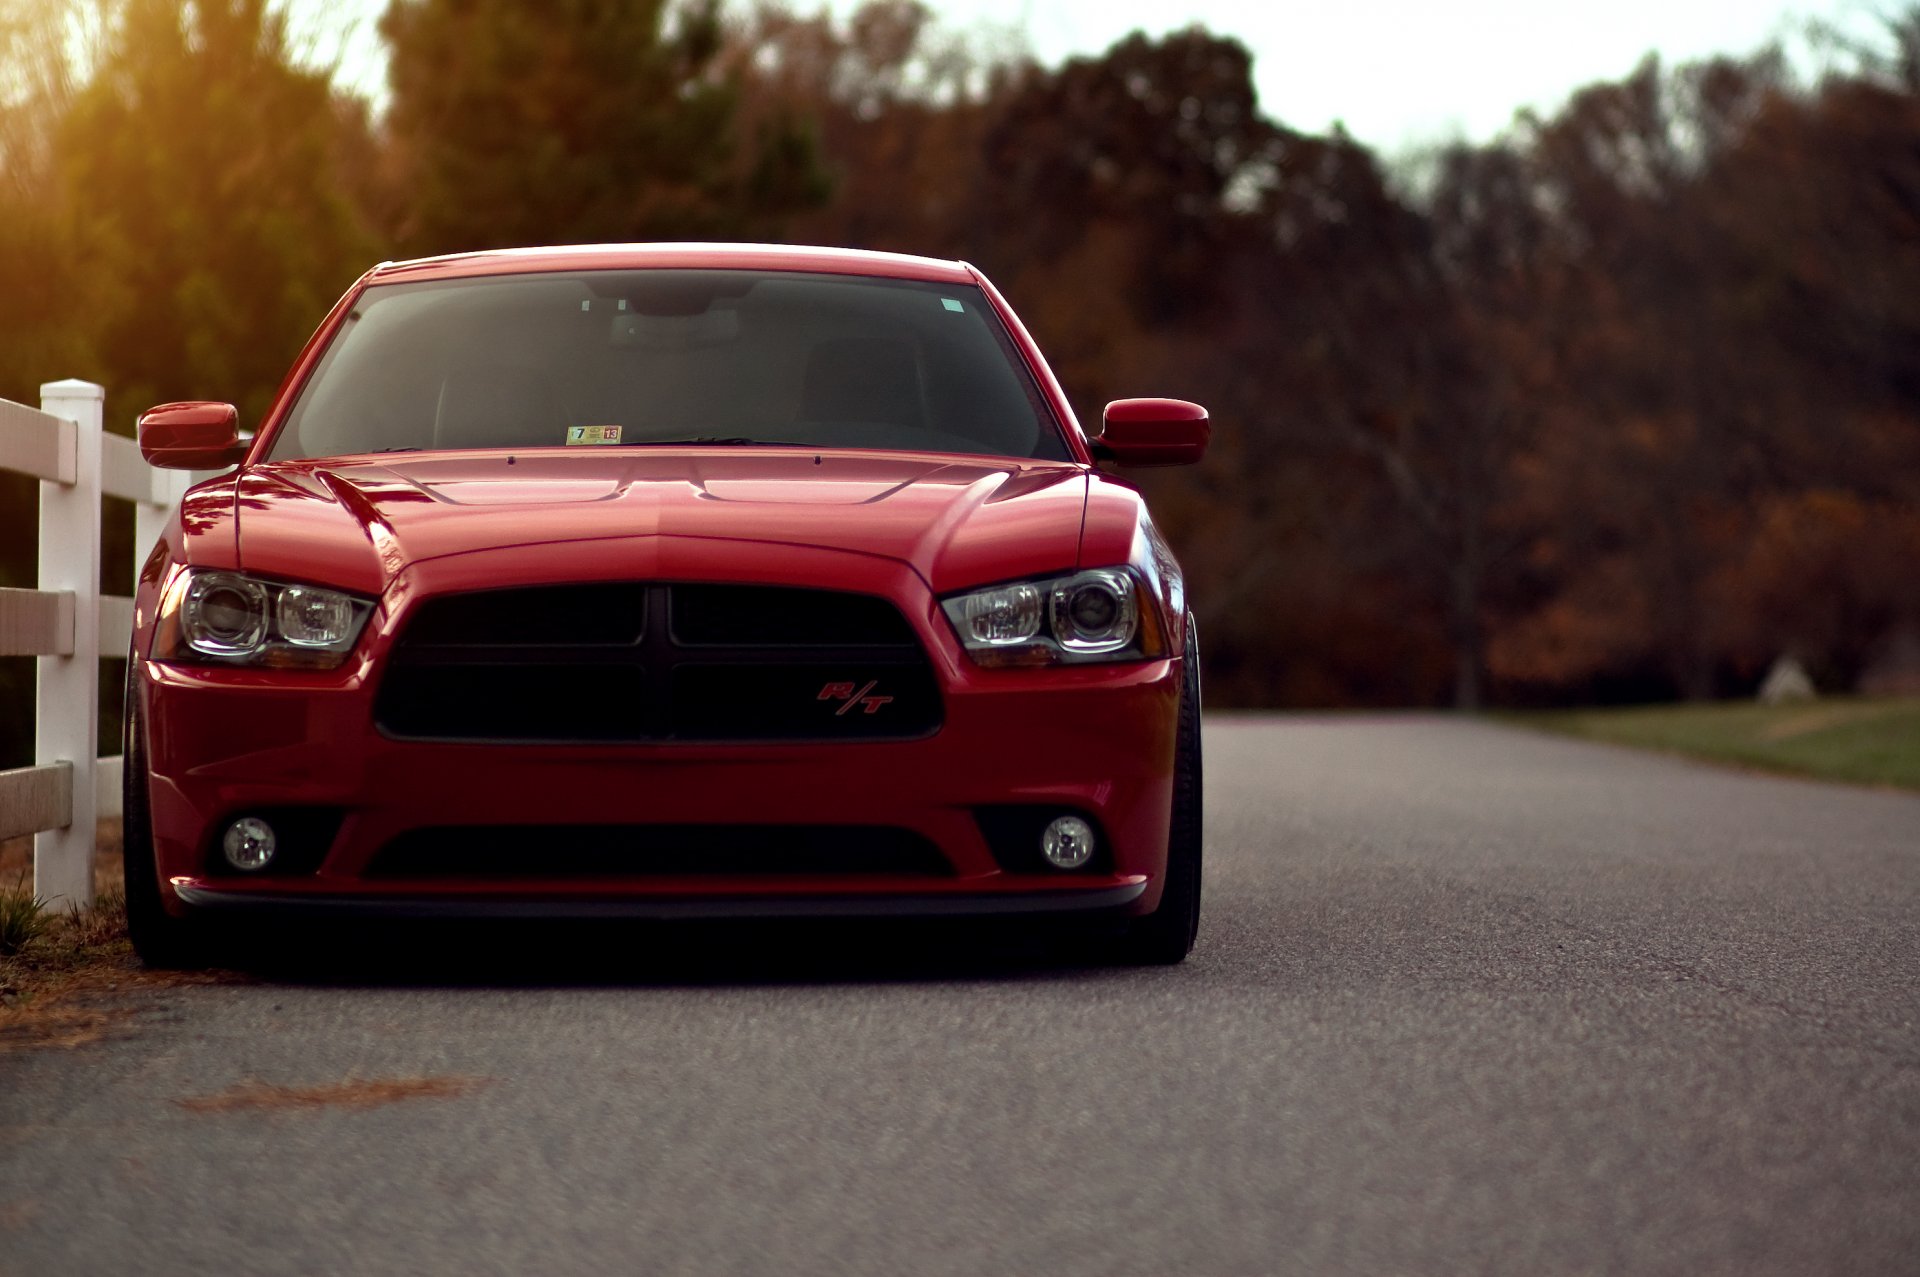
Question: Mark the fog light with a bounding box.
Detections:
[1039,815,1096,870]
[222,817,277,871]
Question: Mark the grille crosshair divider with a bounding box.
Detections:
[635,582,675,740]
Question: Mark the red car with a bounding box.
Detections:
[124,244,1208,966]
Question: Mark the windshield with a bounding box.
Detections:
[268,269,1069,461]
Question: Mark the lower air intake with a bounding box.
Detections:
[367,825,955,878]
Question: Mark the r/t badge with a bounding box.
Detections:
[818,680,894,715]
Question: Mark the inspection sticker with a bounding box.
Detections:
[941,298,965,312]
[566,425,623,446]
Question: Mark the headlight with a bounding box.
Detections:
[941,568,1164,665]
[153,569,374,669]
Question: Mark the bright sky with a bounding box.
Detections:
[944,0,1894,148]
[316,0,1899,153]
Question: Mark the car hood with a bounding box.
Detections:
[227,450,1089,597]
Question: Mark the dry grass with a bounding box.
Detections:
[0,874,50,956]
[176,1075,488,1113]
[0,817,126,900]
[0,819,227,1052]
[1513,697,1920,791]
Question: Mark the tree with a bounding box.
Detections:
[53,0,379,424]
[1157,126,1542,709]
[0,0,91,406]
[1499,40,1920,700]
[727,0,1018,260]
[976,28,1285,325]
[380,0,828,255]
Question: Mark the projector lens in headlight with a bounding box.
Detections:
[1050,570,1137,654]
[1069,584,1118,630]
[183,573,268,656]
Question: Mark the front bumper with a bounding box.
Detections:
[138,550,1182,922]
[168,879,1149,919]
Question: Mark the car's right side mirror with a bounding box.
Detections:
[1095,398,1210,466]
[138,401,248,470]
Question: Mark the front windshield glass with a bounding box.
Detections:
[268,269,1069,461]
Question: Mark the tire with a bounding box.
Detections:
[122,674,211,969]
[1112,616,1203,965]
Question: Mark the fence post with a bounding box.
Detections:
[35,378,104,909]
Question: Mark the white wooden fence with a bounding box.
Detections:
[1,380,191,908]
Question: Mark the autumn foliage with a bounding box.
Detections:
[2,0,1917,740]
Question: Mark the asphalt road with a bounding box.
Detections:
[3,716,1917,1275]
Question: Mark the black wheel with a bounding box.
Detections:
[1112,616,1203,965]
[123,675,211,969]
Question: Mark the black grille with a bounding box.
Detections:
[399,583,649,647]
[368,825,953,878]
[375,583,940,743]
[671,585,916,646]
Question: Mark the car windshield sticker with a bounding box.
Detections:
[566,425,623,446]
[941,298,965,313]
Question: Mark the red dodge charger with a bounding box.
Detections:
[125,244,1209,966]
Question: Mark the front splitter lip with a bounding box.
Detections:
[169,877,1148,921]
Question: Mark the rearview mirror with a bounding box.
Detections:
[138,402,247,470]
[1096,399,1210,466]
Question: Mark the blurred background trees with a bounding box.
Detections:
[380,0,829,254]
[57,0,379,423]
[2,0,1917,762]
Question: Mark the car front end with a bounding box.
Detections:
[125,245,1208,963]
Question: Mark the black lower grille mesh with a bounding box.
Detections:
[375,583,940,743]
[368,825,953,878]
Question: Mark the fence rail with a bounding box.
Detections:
[1,380,189,907]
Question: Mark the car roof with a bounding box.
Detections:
[367,243,978,286]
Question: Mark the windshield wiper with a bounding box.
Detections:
[373,446,423,453]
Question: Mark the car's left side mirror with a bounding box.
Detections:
[1095,398,1210,466]
[138,401,248,470]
